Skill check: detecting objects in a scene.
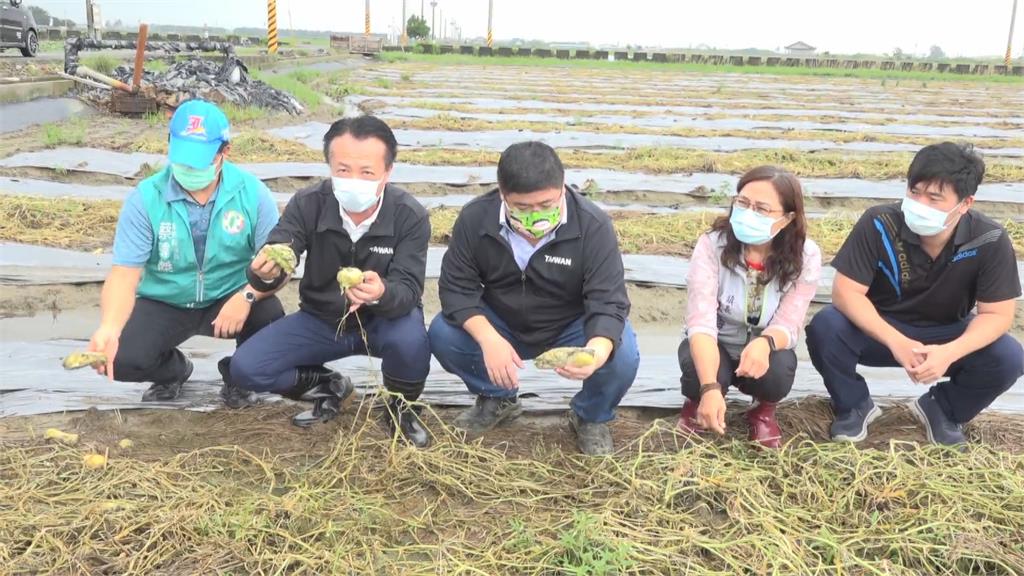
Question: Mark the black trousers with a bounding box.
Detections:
[678,338,797,402]
[113,295,285,384]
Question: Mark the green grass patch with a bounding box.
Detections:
[252,70,322,112]
[221,103,270,124]
[144,59,169,73]
[378,52,1024,83]
[81,54,121,76]
[41,120,86,148]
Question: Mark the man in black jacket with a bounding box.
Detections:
[429,141,640,455]
[230,116,432,447]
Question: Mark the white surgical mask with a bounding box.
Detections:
[901,197,961,237]
[332,177,382,213]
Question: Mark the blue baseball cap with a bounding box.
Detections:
[168,100,231,169]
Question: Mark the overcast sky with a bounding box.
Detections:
[30,0,1024,57]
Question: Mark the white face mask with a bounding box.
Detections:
[901,197,962,237]
[332,177,382,213]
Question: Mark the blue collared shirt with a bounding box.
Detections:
[112,173,277,267]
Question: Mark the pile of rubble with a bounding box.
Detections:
[75,56,305,115]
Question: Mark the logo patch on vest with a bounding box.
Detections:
[222,210,245,235]
[369,246,394,255]
[157,222,176,272]
[544,255,572,267]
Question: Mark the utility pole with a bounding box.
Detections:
[430,1,437,40]
[365,0,371,37]
[420,0,424,19]
[487,0,493,48]
[401,0,408,46]
[85,0,95,40]
[1007,0,1019,67]
[267,0,278,53]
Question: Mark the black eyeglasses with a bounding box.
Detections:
[733,196,785,217]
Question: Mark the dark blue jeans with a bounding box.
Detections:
[231,307,431,394]
[806,305,1023,424]
[427,308,640,423]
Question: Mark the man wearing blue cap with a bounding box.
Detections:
[86,100,285,405]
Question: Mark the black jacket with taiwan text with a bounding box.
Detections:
[265,180,430,330]
[438,187,630,349]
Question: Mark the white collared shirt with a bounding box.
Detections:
[341,190,385,243]
[499,196,568,271]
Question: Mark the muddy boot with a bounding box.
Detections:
[291,369,354,428]
[677,398,706,434]
[746,400,782,449]
[380,375,430,447]
[142,358,193,402]
[382,397,431,448]
[454,395,523,436]
[282,366,341,401]
[567,411,614,456]
[217,357,259,409]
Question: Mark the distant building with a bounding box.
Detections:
[785,41,816,55]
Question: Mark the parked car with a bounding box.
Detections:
[0,0,39,57]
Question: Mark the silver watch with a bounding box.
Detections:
[241,288,257,304]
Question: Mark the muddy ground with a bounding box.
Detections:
[3,398,1023,463]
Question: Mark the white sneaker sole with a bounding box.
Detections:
[831,404,881,442]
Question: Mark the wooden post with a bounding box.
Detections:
[132,23,149,93]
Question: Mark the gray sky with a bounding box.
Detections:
[30,0,1024,57]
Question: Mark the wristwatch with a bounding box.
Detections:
[241,288,257,304]
[759,333,778,352]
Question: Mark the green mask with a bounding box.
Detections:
[171,162,219,192]
[509,204,562,239]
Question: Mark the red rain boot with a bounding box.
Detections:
[746,400,782,449]
[677,398,706,434]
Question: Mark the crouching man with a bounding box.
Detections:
[428,141,640,455]
[807,142,1023,446]
[230,116,432,447]
[87,100,284,404]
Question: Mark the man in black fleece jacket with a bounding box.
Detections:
[429,141,640,455]
[230,116,431,447]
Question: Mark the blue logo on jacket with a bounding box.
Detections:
[952,249,977,263]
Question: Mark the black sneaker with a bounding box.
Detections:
[830,397,881,442]
[453,395,523,436]
[142,358,193,402]
[382,398,431,448]
[217,357,259,409]
[910,391,966,446]
[567,411,614,456]
[291,371,354,428]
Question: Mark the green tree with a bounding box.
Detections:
[406,15,429,39]
[928,45,946,59]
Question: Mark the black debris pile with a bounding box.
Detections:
[77,56,306,115]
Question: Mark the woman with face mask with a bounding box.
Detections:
[678,166,822,448]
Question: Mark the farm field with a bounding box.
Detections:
[1,54,1022,574]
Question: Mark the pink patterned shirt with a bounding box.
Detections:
[685,231,822,354]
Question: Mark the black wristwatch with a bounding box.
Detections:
[759,333,777,352]
[241,288,257,304]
